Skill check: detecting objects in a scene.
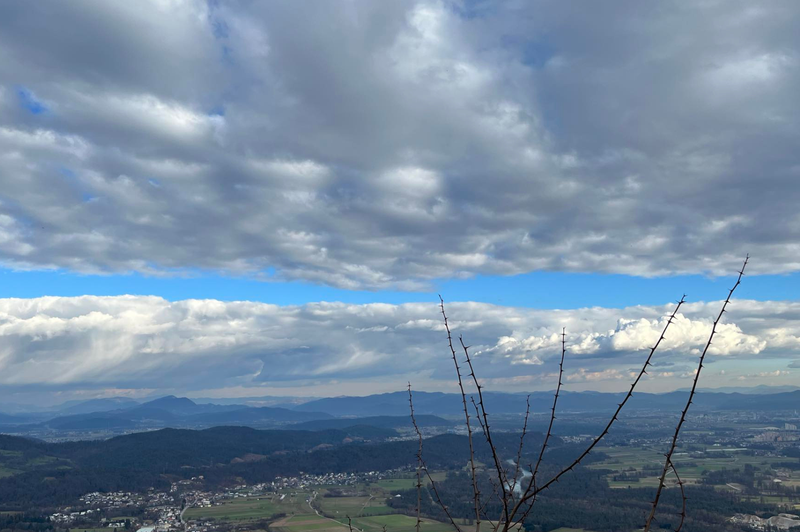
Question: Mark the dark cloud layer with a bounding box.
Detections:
[0,1,798,288]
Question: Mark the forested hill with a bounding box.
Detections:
[20,425,397,468]
[0,426,552,508]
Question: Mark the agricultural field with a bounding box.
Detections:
[315,496,456,532]
[183,473,463,532]
[371,478,417,491]
[350,514,458,532]
[314,475,475,532]
[271,513,348,532]
[184,493,301,522]
[315,495,382,518]
[591,445,799,492]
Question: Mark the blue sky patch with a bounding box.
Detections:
[16,86,48,114]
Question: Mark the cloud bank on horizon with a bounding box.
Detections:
[0,296,797,398]
[0,1,798,289]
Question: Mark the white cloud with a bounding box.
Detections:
[0,297,797,395]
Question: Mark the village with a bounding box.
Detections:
[49,469,406,532]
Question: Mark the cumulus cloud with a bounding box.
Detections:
[0,2,798,288]
[492,313,768,360]
[0,297,797,395]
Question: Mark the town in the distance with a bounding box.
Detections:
[1,389,798,532]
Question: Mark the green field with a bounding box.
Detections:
[591,445,799,494]
[271,512,348,532]
[351,514,460,532]
[184,496,285,521]
[373,478,418,491]
[184,473,469,532]
[368,472,446,493]
[313,476,476,532]
[317,496,379,518]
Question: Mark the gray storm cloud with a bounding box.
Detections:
[0,1,799,288]
[0,296,797,393]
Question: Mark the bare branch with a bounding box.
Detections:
[510,295,686,523]
[409,381,464,532]
[479,476,504,518]
[644,256,748,531]
[471,396,487,437]
[409,383,423,532]
[440,296,482,532]
[470,395,515,504]
[513,329,566,527]
[460,335,511,525]
[510,395,531,496]
[533,329,566,485]
[668,457,687,532]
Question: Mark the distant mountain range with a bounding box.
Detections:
[290,414,454,431]
[1,388,799,437]
[696,385,800,394]
[24,395,336,432]
[292,389,800,417]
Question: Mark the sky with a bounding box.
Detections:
[0,1,799,406]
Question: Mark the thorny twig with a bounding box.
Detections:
[668,457,687,532]
[460,335,512,524]
[479,476,504,518]
[440,296,482,532]
[409,383,423,532]
[409,383,464,532]
[514,329,566,526]
[534,329,566,485]
[470,395,513,499]
[644,256,748,531]
[508,295,687,526]
[510,395,531,496]
[424,288,696,531]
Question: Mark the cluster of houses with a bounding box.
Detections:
[270,468,406,491]
[49,508,99,524]
[49,467,413,532]
[731,512,800,530]
[50,487,183,529]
